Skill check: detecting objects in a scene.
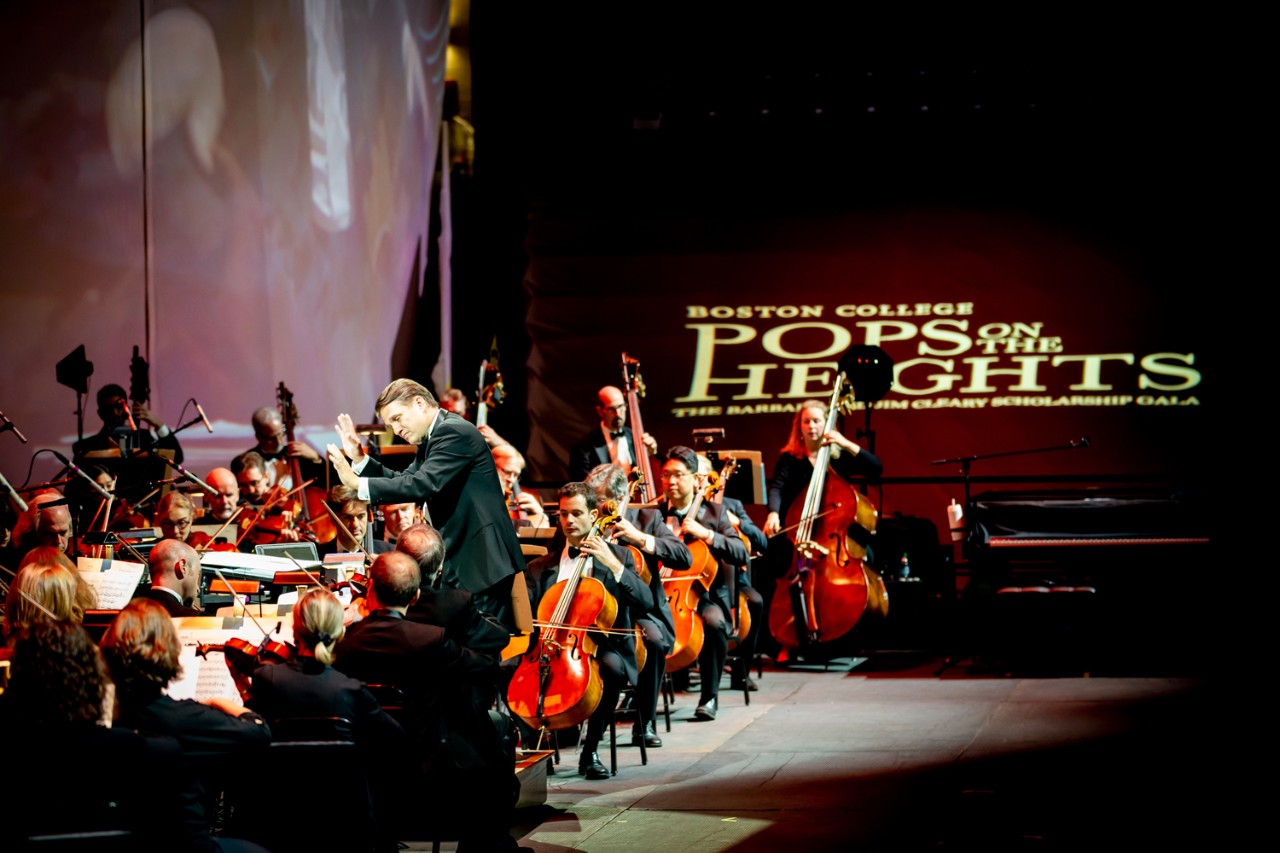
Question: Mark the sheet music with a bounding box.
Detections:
[76,557,146,609]
[167,615,296,703]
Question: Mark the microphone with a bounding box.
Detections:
[0,470,28,512]
[0,411,28,444]
[51,450,114,501]
[194,399,214,433]
[167,459,217,496]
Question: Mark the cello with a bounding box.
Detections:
[506,503,621,737]
[708,456,754,650]
[662,467,719,672]
[768,371,885,656]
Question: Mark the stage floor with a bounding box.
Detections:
[405,650,1236,851]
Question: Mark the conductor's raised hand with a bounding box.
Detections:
[335,413,365,461]
[327,444,360,495]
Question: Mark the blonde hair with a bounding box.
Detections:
[4,561,84,639]
[293,587,345,665]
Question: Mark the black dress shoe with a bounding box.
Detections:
[578,751,610,780]
[631,720,663,748]
[693,697,717,721]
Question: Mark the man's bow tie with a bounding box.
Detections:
[568,546,582,558]
[610,430,626,439]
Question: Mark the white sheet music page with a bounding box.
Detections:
[76,557,146,609]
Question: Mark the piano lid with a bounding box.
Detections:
[968,488,1209,546]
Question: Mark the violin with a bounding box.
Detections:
[767,371,882,655]
[662,469,720,672]
[506,503,621,735]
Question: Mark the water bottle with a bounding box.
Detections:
[898,552,911,580]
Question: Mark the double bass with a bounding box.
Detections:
[621,353,658,502]
[768,371,885,655]
[506,503,621,736]
[272,383,336,546]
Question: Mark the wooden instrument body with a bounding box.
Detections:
[506,574,618,732]
[663,538,716,671]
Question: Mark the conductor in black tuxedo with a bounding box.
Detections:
[327,378,524,630]
[567,385,658,482]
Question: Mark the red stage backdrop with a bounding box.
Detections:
[523,208,1207,538]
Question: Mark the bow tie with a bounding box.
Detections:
[610,431,626,439]
[568,546,582,558]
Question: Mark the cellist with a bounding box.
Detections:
[653,446,749,722]
[521,482,653,780]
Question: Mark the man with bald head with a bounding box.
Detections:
[134,538,205,616]
[203,468,240,524]
[334,549,519,851]
[568,385,658,482]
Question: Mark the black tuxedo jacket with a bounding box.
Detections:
[568,425,640,483]
[525,541,654,686]
[407,586,510,660]
[358,410,523,597]
[626,506,690,646]
[652,498,750,623]
[248,656,405,748]
[134,586,204,617]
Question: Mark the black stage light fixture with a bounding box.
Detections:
[56,344,94,394]
[839,345,894,403]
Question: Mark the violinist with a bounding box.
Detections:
[154,491,195,542]
[492,444,550,528]
[323,491,394,557]
[379,500,420,545]
[203,468,241,524]
[100,598,272,757]
[654,446,750,722]
[231,451,273,504]
[585,462,690,749]
[524,482,653,779]
[133,538,205,617]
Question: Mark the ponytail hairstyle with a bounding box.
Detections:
[293,587,345,665]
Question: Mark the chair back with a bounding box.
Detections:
[269,715,355,742]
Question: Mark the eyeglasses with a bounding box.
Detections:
[600,403,627,412]
[659,471,691,481]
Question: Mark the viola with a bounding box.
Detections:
[767,371,882,655]
[662,470,720,672]
[196,634,293,702]
[506,504,621,735]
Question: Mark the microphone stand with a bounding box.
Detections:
[172,413,207,435]
[931,437,1091,510]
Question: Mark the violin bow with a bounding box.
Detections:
[194,504,248,554]
[211,567,275,636]
[318,499,371,562]
[283,552,326,588]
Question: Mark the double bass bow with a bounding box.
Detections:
[505,502,622,740]
[768,371,884,656]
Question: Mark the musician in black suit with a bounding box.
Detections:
[334,550,518,851]
[134,538,205,616]
[652,446,750,722]
[71,383,184,464]
[328,378,525,630]
[585,463,690,748]
[567,385,658,482]
[519,482,654,780]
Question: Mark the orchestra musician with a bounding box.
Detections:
[585,462,690,748]
[154,491,196,542]
[567,385,658,482]
[132,538,205,617]
[245,405,324,492]
[333,551,519,851]
[231,451,273,505]
[379,500,419,545]
[324,490,394,557]
[71,383,184,465]
[328,378,525,631]
[492,444,551,528]
[653,446,750,722]
[523,482,653,779]
[203,468,241,524]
